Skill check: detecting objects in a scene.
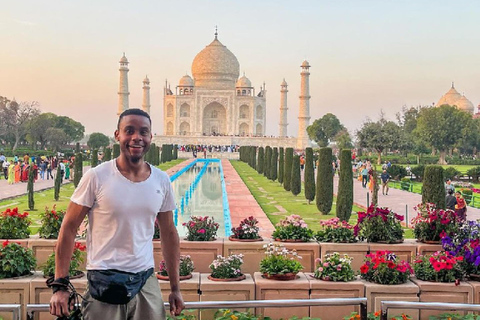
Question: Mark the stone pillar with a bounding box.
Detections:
[296,60,311,150]
[118,53,129,115]
[142,76,151,115]
[279,79,288,137]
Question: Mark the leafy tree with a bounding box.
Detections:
[0,99,40,150]
[88,132,110,150]
[278,147,284,184]
[316,148,333,214]
[291,155,301,196]
[336,149,353,220]
[422,165,445,209]
[45,128,68,151]
[356,115,402,164]
[334,129,353,150]
[271,147,278,181]
[283,147,293,191]
[27,112,57,149]
[304,147,315,204]
[387,165,407,180]
[257,147,264,174]
[458,117,480,156]
[307,113,345,147]
[415,105,472,164]
[54,115,85,143]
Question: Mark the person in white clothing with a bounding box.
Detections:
[49,109,184,319]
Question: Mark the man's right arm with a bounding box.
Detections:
[49,201,90,317]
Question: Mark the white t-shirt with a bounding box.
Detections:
[71,159,176,273]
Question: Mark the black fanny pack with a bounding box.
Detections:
[87,268,153,304]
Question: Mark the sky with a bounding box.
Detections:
[1,0,480,139]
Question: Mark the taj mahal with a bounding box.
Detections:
[116,31,311,150]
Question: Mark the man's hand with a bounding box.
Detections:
[50,290,71,317]
[169,290,185,316]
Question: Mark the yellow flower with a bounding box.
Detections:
[231,315,238,320]
[223,310,231,316]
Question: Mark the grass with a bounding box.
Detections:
[0,159,185,234]
[230,160,363,232]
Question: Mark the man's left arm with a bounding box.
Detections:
[157,211,185,316]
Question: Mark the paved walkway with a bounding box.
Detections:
[333,175,480,223]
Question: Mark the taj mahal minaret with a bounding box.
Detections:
[117,53,130,115]
[142,75,151,115]
[296,60,311,149]
[279,79,288,137]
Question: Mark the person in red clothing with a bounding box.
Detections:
[455,191,467,221]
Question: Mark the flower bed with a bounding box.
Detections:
[0,207,31,239]
[411,203,461,243]
[183,216,219,241]
[354,206,404,243]
[314,217,356,243]
[360,251,412,285]
[259,242,303,279]
[313,252,355,282]
[413,251,463,283]
[209,253,245,280]
[272,214,313,242]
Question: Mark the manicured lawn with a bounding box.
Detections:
[398,164,476,174]
[230,160,363,232]
[0,159,185,234]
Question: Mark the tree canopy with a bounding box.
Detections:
[88,132,110,150]
[307,113,345,147]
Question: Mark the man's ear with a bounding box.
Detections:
[114,130,119,141]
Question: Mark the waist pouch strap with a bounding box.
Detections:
[87,268,154,305]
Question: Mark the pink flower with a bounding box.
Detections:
[197,229,206,234]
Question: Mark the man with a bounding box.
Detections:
[445,189,457,210]
[0,153,5,178]
[49,109,184,319]
[445,179,455,194]
[59,160,65,181]
[381,169,390,195]
[2,158,10,180]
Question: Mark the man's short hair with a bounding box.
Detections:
[117,109,151,129]
[447,189,454,195]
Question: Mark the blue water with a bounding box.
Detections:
[170,159,232,238]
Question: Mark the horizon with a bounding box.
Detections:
[2,0,479,139]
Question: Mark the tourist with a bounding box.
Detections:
[64,161,70,180]
[382,161,388,171]
[21,162,29,182]
[46,161,53,180]
[23,153,30,165]
[59,160,65,181]
[445,179,455,194]
[39,161,46,180]
[380,169,390,195]
[0,153,5,178]
[14,161,21,183]
[2,158,9,180]
[445,189,457,210]
[300,155,305,170]
[49,108,184,319]
[454,191,467,221]
[361,165,368,188]
[7,161,15,184]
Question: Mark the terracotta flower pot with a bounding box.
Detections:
[156,273,193,281]
[228,235,263,242]
[207,274,246,281]
[262,272,298,281]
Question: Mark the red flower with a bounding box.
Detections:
[360,264,369,274]
[2,240,9,247]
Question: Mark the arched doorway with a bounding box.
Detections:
[256,105,263,119]
[179,121,190,135]
[202,102,226,135]
[239,105,249,119]
[180,103,190,117]
[166,122,174,135]
[239,123,249,136]
[256,123,263,136]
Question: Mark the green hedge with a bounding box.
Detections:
[304,148,315,204]
[316,148,333,214]
[283,148,293,191]
[336,149,353,221]
[422,165,445,209]
[291,155,301,196]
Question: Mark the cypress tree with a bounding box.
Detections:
[74,153,83,188]
[284,147,294,191]
[316,147,333,214]
[75,142,80,153]
[257,147,265,174]
[278,147,284,185]
[54,165,62,201]
[291,155,301,196]
[336,149,353,220]
[104,147,112,161]
[27,165,35,210]
[271,147,278,181]
[173,145,178,160]
[422,165,446,209]
[149,143,156,164]
[251,146,257,170]
[264,146,272,178]
[168,144,174,162]
[371,166,379,207]
[156,146,161,165]
[113,144,120,159]
[91,149,98,168]
[304,147,315,204]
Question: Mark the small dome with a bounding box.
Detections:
[436,84,461,107]
[236,74,251,88]
[119,53,128,63]
[455,95,475,113]
[179,74,194,87]
[192,37,240,89]
[281,79,288,86]
[301,60,310,68]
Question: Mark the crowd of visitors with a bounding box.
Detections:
[0,152,75,185]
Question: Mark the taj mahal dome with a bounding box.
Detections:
[116,31,312,150]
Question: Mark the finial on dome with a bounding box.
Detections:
[214,25,218,39]
[452,81,455,88]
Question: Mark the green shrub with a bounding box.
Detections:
[27,165,35,210]
[104,147,112,161]
[257,147,264,174]
[316,148,333,214]
[291,155,301,196]
[387,164,407,180]
[444,167,461,180]
[264,146,271,178]
[54,165,61,201]
[460,188,473,205]
[422,165,445,209]
[271,147,278,181]
[73,152,83,188]
[283,148,293,191]
[278,147,284,184]
[112,144,120,159]
[336,149,353,221]
[411,164,426,182]
[304,148,315,204]
[466,166,480,182]
[173,145,178,160]
[400,177,411,191]
[251,146,257,170]
[91,149,98,168]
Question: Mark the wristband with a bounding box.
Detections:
[46,276,71,293]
